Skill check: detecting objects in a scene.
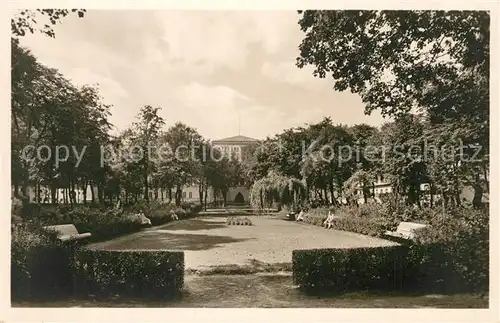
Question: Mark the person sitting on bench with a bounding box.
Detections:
[324,211,335,229]
[295,210,305,221]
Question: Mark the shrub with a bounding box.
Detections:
[67,207,144,242]
[330,216,393,237]
[11,222,75,300]
[190,203,203,213]
[292,246,407,292]
[180,201,203,214]
[73,249,184,299]
[410,207,489,292]
[302,213,326,226]
[148,207,173,226]
[34,205,146,242]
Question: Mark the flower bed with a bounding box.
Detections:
[226,216,252,226]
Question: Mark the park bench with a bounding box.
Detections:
[384,222,428,240]
[43,224,91,242]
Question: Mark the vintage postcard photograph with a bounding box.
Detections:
[3,0,498,322]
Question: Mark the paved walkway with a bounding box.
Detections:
[87,216,399,271]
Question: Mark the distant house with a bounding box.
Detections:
[11,185,96,204]
[182,135,259,205]
[354,174,488,205]
[212,135,259,162]
[151,135,259,205]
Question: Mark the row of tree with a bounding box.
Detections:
[11,10,489,211]
[11,11,244,207]
[245,114,488,210]
[246,10,489,210]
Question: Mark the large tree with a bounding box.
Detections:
[12,9,86,38]
[297,10,489,207]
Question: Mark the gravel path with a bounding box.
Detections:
[87,216,399,270]
[12,275,487,308]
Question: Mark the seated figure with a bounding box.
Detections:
[171,213,179,221]
[115,199,121,210]
[324,211,335,229]
[295,210,305,221]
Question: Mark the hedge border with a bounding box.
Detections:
[292,244,488,294]
[11,243,75,301]
[12,245,185,301]
[292,246,408,292]
[73,248,185,299]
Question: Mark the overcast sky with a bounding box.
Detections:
[18,10,386,140]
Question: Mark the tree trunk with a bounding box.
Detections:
[482,162,489,193]
[97,185,104,204]
[203,185,208,210]
[222,190,227,207]
[82,182,88,204]
[473,178,483,208]
[51,184,57,204]
[90,183,96,203]
[175,185,182,206]
[198,182,204,206]
[329,183,335,205]
[36,181,41,203]
[143,162,149,202]
[429,184,434,208]
[63,188,68,204]
[441,190,447,212]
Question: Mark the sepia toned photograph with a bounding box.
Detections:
[8,5,492,312]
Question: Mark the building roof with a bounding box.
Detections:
[213,135,259,144]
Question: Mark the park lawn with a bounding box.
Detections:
[86,215,399,271]
[12,274,487,308]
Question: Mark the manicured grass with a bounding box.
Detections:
[88,216,398,272]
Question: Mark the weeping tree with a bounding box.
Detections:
[250,170,307,211]
[343,169,376,205]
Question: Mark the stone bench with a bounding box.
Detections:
[384,221,428,240]
[43,224,91,242]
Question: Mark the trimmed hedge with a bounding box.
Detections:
[292,246,407,292]
[412,207,489,292]
[148,206,187,226]
[73,249,184,299]
[293,243,488,293]
[12,221,185,300]
[11,222,75,301]
[32,201,203,241]
[11,244,75,300]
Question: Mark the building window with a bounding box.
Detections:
[182,192,186,198]
[188,192,192,199]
